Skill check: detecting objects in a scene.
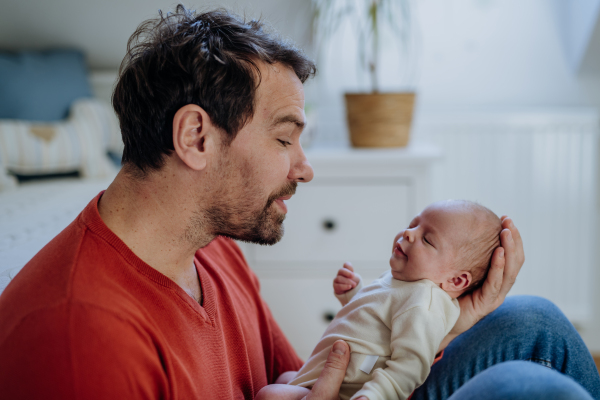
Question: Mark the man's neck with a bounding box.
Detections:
[98,167,213,302]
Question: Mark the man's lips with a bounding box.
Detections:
[274,195,292,213]
[394,242,406,258]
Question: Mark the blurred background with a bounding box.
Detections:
[0,0,599,365]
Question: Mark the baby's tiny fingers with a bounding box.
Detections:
[337,268,355,279]
[343,262,354,272]
[333,283,353,295]
[335,276,356,287]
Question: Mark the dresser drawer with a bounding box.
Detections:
[260,273,383,359]
[253,179,411,263]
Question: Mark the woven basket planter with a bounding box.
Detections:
[345,92,416,148]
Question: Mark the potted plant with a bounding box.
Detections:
[311,0,415,147]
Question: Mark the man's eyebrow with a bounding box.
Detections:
[270,114,306,129]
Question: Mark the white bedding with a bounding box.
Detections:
[0,174,116,293]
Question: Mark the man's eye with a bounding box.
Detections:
[278,139,291,147]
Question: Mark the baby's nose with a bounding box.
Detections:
[404,229,414,242]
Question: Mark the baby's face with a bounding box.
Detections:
[389,202,473,285]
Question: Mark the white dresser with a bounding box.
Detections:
[240,145,441,359]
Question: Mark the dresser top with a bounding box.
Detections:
[305,144,442,166]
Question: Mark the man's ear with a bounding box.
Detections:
[441,271,472,292]
[172,104,216,171]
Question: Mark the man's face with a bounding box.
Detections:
[389,202,472,284]
[205,62,314,245]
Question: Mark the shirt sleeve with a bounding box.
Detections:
[350,306,448,400]
[334,273,364,306]
[0,303,168,400]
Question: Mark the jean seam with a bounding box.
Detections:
[526,357,553,368]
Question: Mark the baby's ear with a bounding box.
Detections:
[442,271,472,291]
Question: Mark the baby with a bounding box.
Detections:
[257,199,502,400]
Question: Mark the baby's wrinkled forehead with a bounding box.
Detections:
[422,201,474,226]
[422,200,498,246]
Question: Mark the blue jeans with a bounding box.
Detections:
[411,296,600,400]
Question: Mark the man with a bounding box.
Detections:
[1,6,598,400]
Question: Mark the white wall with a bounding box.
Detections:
[0,0,313,69]
[3,0,599,118]
[313,0,600,145]
[553,0,600,73]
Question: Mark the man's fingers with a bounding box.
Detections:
[306,341,350,400]
[499,228,514,262]
[481,246,505,304]
[498,227,520,297]
[502,217,524,264]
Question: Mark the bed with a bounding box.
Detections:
[0,174,117,292]
[0,49,122,293]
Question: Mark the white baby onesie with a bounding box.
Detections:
[289,271,460,400]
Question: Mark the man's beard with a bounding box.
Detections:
[204,181,297,246]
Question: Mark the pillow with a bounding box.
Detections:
[0,99,118,179]
[0,50,93,121]
[0,151,17,192]
[71,99,124,155]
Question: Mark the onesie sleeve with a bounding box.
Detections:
[350,306,448,400]
[334,273,363,306]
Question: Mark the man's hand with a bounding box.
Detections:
[333,263,360,295]
[275,371,299,384]
[438,216,525,352]
[255,341,351,400]
[303,341,351,400]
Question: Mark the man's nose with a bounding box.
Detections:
[289,148,314,183]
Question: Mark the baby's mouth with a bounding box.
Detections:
[394,242,407,258]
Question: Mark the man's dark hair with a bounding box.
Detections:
[112,5,316,175]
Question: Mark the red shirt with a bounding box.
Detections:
[0,192,303,399]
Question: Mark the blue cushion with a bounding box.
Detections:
[0,50,92,121]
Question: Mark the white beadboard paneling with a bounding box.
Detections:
[412,110,599,324]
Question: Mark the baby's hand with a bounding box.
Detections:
[333,262,360,295]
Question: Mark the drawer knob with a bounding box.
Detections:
[322,219,337,231]
[323,311,336,323]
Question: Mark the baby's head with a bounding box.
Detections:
[390,200,501,298]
